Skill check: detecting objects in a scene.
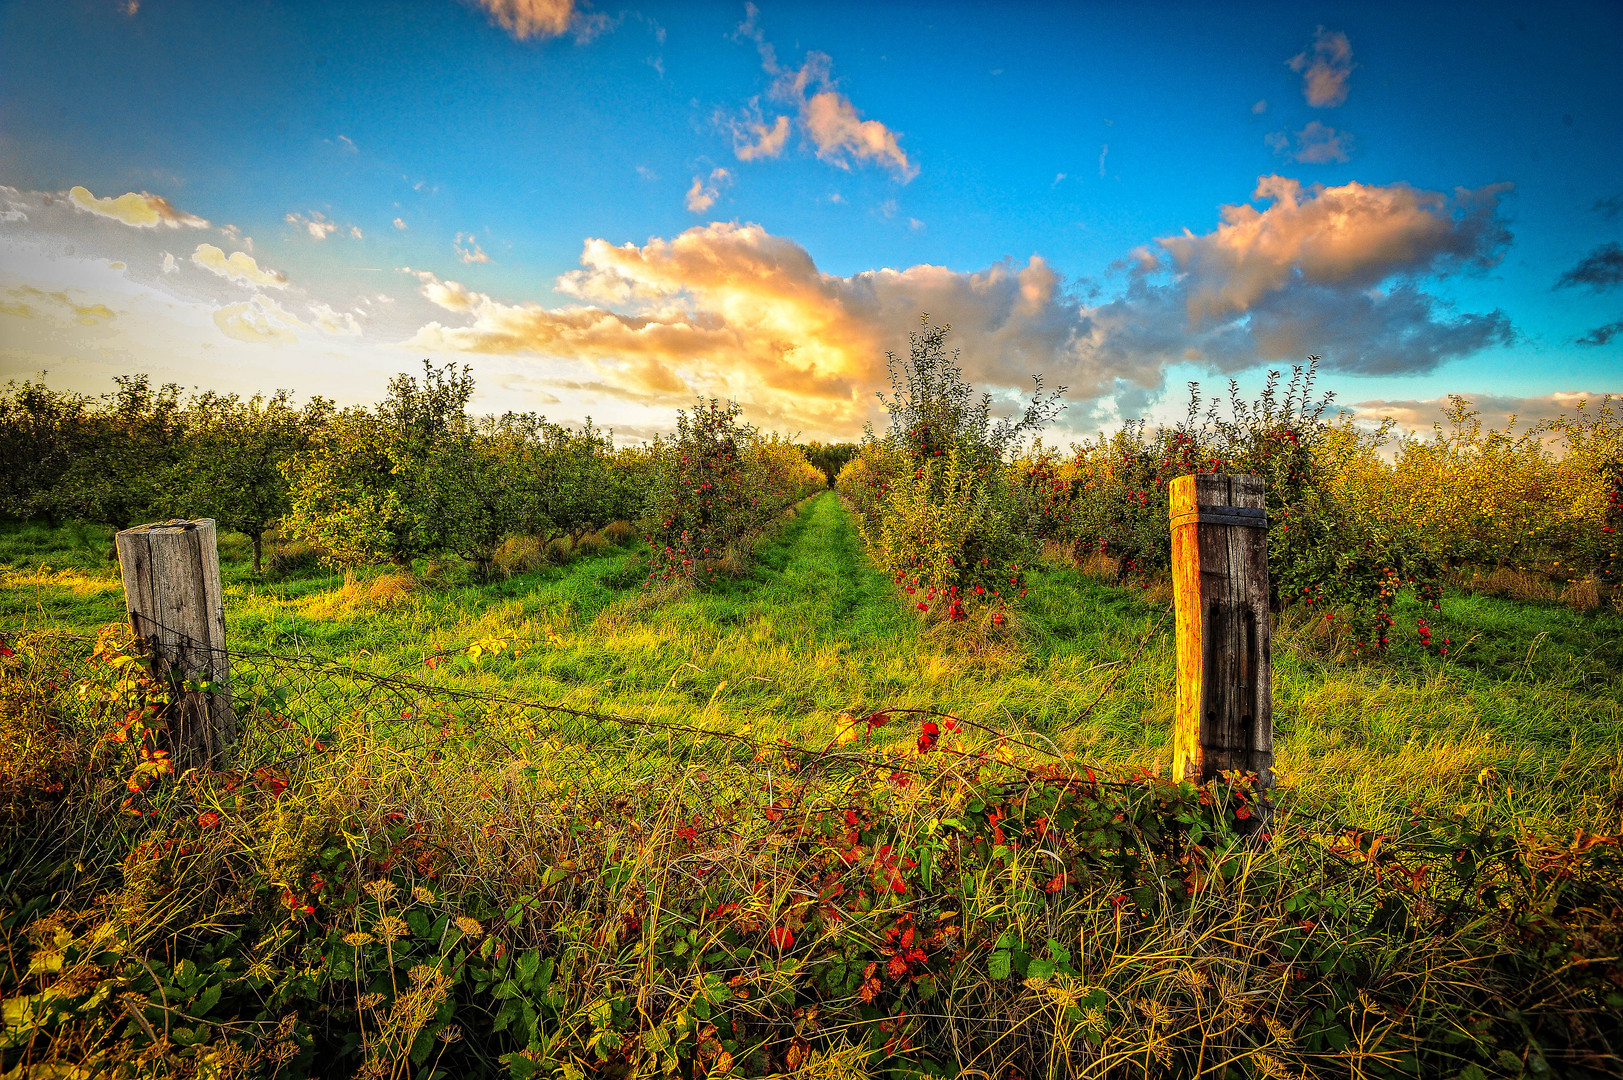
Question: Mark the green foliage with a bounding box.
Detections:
[178,390,332,571]
[644,399,823,584]
[1017,363,1446,646]
[799,441,858,487]
[0,378,86,524]
[56,375,187,534]
[840,317,1063,620]
[282,365,651,578]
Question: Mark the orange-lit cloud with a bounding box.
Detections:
[67,185,208,229]
[1288,27,1353,107]
[1080,176,1515,380]
[463,0,609,42]
[1159,175,1511,323]
[801,87,914,177]
[726,110,791,161]
[732,6,915,180]
[191,243,288,288]
[1265,120,1352,164]
[685,168,732,213]
[404,222,1099,434]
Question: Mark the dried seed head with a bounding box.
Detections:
[376,916,409,942]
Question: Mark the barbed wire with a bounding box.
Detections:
[11,613,1431,841]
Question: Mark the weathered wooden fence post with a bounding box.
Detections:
[115,518,236,770]
[1169,475,1273,792]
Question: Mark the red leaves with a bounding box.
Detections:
[767,926,794,950]
[197,811,221,829]
[917,721,940,753]
[253,767,289,798]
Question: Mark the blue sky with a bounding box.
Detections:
[1,0,1618,440]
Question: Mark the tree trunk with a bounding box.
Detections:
[251,531,263,574]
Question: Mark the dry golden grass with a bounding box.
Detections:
[0,565,121,598]
[493,535,545,576]
[1455,567,1562,603]
[544,536,573,564]
[298,569,417,618]
[1560,576,1602,613]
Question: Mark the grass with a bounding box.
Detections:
[4,496,1622,1078]
[5,493,1620,835]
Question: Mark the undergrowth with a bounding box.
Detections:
[2,627,1622,1079]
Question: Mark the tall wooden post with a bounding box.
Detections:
[1170,475,1272,790]
[115,518,236,771]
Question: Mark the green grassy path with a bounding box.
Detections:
[4,493,1621,831]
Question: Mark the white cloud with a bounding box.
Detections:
[685,168,732,214]
[161,251,179,274]
[212,293,305,344]
[310,302,363,336]
[455,232,491,264]
[286,211,339,240]
[393,217,407,230]
[0,186,28,224]
[190,243,288,288]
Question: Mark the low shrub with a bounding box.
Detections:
[839,318,1062,624]
[1018,363,1447,649]
[644,400,823,585]
[266,539,327,577]
[598,520,635,546]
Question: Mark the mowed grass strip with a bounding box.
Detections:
[3,492,1619,833]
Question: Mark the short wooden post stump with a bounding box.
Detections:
[115,518,236,771]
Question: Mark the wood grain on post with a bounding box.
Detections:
[1169,474,1273,789]
[115,518,236,770]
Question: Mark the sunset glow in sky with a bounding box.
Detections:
[1,0,1619,441]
